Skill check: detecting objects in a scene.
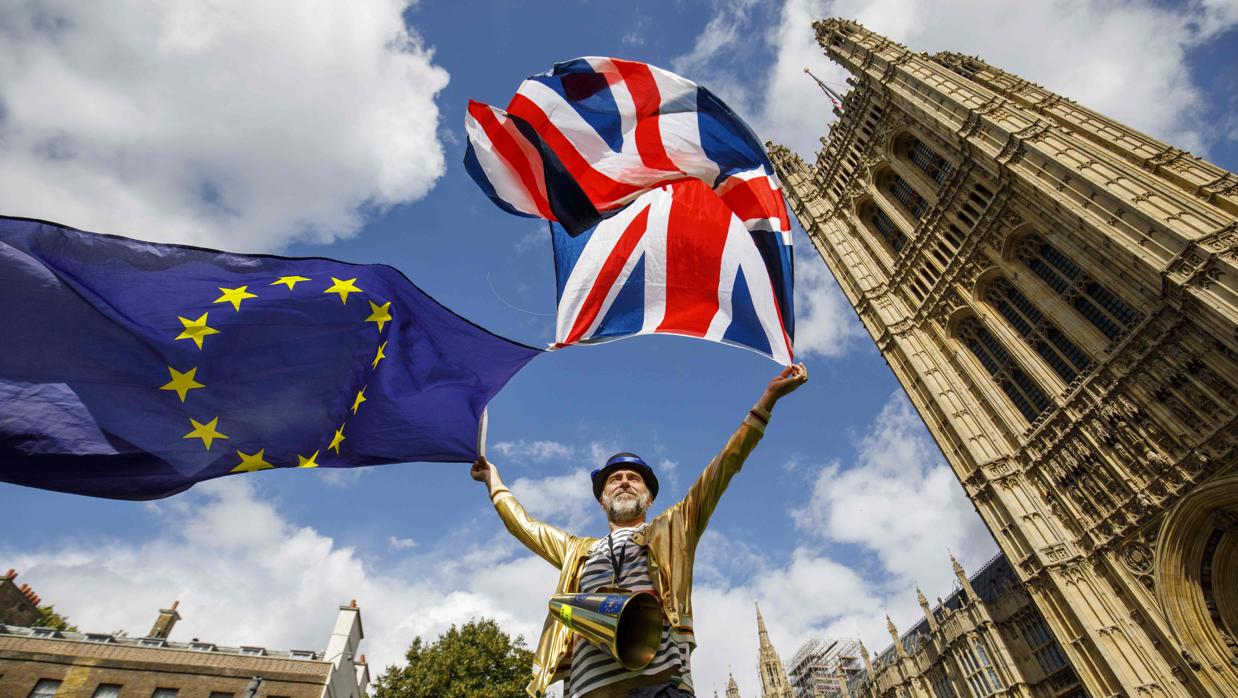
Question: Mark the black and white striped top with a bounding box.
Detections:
[566,525,693,697]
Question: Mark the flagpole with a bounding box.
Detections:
[477,407,489,459]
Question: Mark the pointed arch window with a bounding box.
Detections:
[888,175,930,218]
[957,316,1052,422]
[1016,235,1143,341]
[862,202,908,253]
[984,278,1092,383]
[906,137,954,183]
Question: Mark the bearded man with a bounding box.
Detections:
[470,364,808,698]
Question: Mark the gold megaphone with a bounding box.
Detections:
[548,590,663,670]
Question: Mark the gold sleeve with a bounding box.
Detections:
[678,416,765,544]
[491,487,572,568]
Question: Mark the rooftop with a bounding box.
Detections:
[0,624,325,662]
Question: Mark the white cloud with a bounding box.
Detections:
[514,226,550,255]
[792,392,994,583]
[3,478,557,682]
[760,0,1238,157]
[491,439,576,463]
[508,467,600,531]
[316,467,369,488]
[0,0,449,250]
[387,535,417,551]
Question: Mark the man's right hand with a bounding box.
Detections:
[471,457,497,487]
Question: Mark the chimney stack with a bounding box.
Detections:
[149,600,182,639]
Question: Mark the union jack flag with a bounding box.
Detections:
[465,57,794,364]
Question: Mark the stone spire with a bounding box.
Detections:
[950,551,978,601]
[755,602,794,698]
[726,671,741,698]
[858,639,873,674]
[885,613,908,658]
[917,586,939,631]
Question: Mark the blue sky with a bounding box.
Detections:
[2,1,1236,695]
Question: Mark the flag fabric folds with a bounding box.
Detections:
[464,57,795,364]
[0,216,541,500]
[551,180,793,365]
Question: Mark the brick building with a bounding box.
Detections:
[0,576,370,698]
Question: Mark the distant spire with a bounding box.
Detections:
[755,600,770,640]
[886,613,908,658]
[804,67,845,109]
[916,586,939,631]
[950,551,978,600]
[858,639,873,673]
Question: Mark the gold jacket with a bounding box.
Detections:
[489,414,766,697]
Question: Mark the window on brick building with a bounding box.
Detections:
[984,277,1092,383]
[92,686,121,698]
[957,639,1003,697]
[1016,234,1142,342]
[888,174,930,218]
[151,689,179,698]
[28,680,62,698]
[208,692,233,698]
[860,202,908,254]
[929,669,956,698]
[1022,619,1070,675]
[957,316,1052,422]
[905,136,954,184]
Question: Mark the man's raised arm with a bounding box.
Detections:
[680,363,809,540]
[471,457,572,568]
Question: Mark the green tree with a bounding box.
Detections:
[373,618,532,698]
[36,605,78,631]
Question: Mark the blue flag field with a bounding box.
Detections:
[0,216,542,500]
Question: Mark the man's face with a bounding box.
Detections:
[599,468,651,523]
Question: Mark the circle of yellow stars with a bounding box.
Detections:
[162,273,394,474]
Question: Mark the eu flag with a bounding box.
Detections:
[0,216,542,500]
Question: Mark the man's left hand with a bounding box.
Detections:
[757,363,808,413]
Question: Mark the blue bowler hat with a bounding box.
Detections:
[591,452,659,501]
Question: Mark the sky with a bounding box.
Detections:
[1,1,1236,695]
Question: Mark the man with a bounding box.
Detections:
[471,364,808,698]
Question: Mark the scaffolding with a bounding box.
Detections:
[786,637,864,698]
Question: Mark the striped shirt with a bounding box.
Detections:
[567,525,693,697]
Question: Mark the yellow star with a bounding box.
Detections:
[371,341,388,369]
[231,449,274,473]
[297,450,321,468]
[365,300,393,333]
[324,277,362,304]
[175,312,219,350]
[159,366,205,402]
[183,417,228,450]
[271,275,311,290]
[329,424,346,454]
[213,285,257,311]
[351,387,367,414]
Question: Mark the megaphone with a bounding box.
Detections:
[548,590,663,670]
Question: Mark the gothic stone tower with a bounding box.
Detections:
[768,18,1238,698]
[757,602,795,698]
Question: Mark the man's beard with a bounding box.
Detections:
[602,489,651,523]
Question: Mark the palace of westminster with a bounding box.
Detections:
[719,15,1238,698]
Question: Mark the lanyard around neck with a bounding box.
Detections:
[606,532,628,587]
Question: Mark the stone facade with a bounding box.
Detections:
[0,602,369,698]
[852,554,1086,698]
[768,17,1238,698]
